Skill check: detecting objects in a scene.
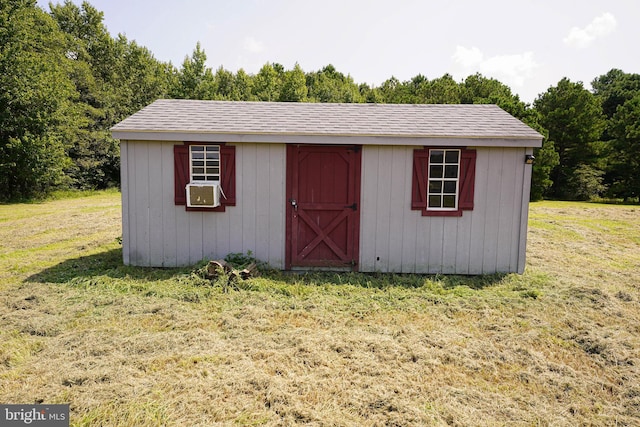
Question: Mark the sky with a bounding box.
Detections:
[36,0,639,104]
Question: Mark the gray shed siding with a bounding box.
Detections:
[114,101,542,273]
[121,140,286,267]
[122,140,532,273]
[359,145,532,274]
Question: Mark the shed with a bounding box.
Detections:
[111,99,543,274]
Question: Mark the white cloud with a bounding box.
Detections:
[452,46,539,89]
[452,46,483,68]
[243,36,265,53]
[480,52,538,87]
[563,12,617,49]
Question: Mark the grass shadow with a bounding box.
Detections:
[257,269,509,291]
[24,248,192,284]
[25,248,509,292]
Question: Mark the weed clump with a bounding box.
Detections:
[186,251,267,292]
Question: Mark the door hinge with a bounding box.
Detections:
[345,203,357,211]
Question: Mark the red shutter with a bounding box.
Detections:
[411,148,429,210]
[174,144,189,205]
[459,149,476,210]
[220,145,236,206]
[178,143,236,212]
[411,147,476,216]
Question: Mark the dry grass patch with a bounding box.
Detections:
[1,193,639,425]
[0,190,121,279]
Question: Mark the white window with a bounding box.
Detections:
[189,145,220,182]
[427,149,460,210]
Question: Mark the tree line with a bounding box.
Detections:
[1,0,639,202]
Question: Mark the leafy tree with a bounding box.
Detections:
[359,83,383,103]
[520,112,561,202]
[253,63,281,101]
[461,73,535,122]
[170,42,215,99]
[272,62,285,75]
[234,68,255,101]
[530,140,560,201]
[566,164,607,200]
[591,69,640,199]
[379,76,414,103]
[534,78,606,199]
[49,0,170,189]
[592,69,640,120]
[607,95,640,200]
[457,73,557,199]
[418,74,461,104]
[462,73,515,104]
[213,66,237,100]
[279,63,307,102]
[112,35,173,118]
[7,0,638,202]
[0,0,75,200]
[50,0,114,81]
[306,64,363,103]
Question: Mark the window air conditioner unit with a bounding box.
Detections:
[186,183,221,208]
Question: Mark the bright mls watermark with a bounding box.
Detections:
[1,405,69,426]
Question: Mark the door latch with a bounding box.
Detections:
[289,198,298,211]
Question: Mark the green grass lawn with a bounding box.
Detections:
[1,192,639,426]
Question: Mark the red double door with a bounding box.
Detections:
[285,145,362,270]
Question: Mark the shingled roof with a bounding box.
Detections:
[111,99,543,147]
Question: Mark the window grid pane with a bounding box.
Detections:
[427,149,460,210]
[190,145,221,182]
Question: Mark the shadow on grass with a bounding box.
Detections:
[24,248,192,284]
[24,248,507,291]
[266,270,509,290]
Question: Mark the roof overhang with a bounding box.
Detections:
[111,130,542,148]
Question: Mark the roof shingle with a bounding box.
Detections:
[112,100,543,141]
